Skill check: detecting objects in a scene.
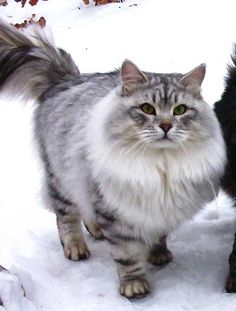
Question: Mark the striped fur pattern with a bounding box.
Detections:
[0,19,226,298]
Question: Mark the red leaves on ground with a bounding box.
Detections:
[0,0,47,7]
[29,0,38,6]
[83,0,121,5]
[13,14,46,29]
[0,0,47,29]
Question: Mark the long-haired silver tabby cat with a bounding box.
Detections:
[0,20,226,298]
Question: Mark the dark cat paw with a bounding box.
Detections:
[120,277,150,299]
[148,247,173,266]
[225,275,236,293]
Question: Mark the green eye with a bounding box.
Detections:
[173,104,187,116]
[140,103,156,115]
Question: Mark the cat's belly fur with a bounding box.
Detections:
[98,171,215,244]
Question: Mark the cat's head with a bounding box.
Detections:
[105,60,215,154]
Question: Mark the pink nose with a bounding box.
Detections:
[160,123,172,133]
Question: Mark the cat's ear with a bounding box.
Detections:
[121,59,148,96]
[180,63,206,94]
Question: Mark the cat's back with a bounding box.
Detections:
[34,70,120,174]
[38,70,120,115]
[35,70,119,139]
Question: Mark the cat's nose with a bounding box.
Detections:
[160,123,172,133]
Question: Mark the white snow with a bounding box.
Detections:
[0,0,236,310]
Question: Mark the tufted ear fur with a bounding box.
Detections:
[121,59,148,96]
[180,63,206,95]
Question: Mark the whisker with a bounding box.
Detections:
[142,141,150,157]
[131,140,149,159]
[122,140,143,159]
[179,141,189,157]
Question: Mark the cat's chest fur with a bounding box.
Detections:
[91,149,215,241]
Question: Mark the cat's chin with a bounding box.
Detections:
[150,138,179,149]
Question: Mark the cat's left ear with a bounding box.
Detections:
[121,59,148,96]
[180,63,206,94]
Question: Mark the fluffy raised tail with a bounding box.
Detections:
[0,19,80,101]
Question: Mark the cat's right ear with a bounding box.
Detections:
[121,59,148,96]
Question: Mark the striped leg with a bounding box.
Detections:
[48,183,90,261]
[95,207,150,298]
[56,211,90,261]
[111,241,150,299]
[148,236,173,266]
[226,234,236,293]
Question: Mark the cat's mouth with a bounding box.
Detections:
[160,134,172,141]
[150,136,174,149]
[152,136,173,146]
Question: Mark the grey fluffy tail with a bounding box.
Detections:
[0,19,80,101]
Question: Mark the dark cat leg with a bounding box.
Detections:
[148,236,173,266]
[48,183,90,261]
[226,234,236,293]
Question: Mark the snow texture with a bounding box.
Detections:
[0,0,236,310]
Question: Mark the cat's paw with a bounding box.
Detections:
[225,275,236,293]
[148,247,173,266]
[63,239,90,261]
[120,278,150,299]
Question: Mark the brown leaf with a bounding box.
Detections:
[0,0,8,6]
[29,0,38,6]
[38,16,46,28]
[12,14,46,29]
[94,0,119,4]
[21,0,27,7]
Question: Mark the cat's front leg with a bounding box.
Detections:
[95,206,150,298]
[148,236,173,266]
[56,210,90,261]
[107,235,150,298]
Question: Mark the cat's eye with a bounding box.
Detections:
[140,103,156,115]
[173,104,187,116]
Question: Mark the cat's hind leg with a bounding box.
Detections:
[83,220,104,240]
[148,236,173,266]
[48,183,90,261]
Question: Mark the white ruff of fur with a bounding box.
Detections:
[86,89,226,245]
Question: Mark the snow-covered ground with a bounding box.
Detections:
[0,0,236,310]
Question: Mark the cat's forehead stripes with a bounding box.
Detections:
[151,82,179,108]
